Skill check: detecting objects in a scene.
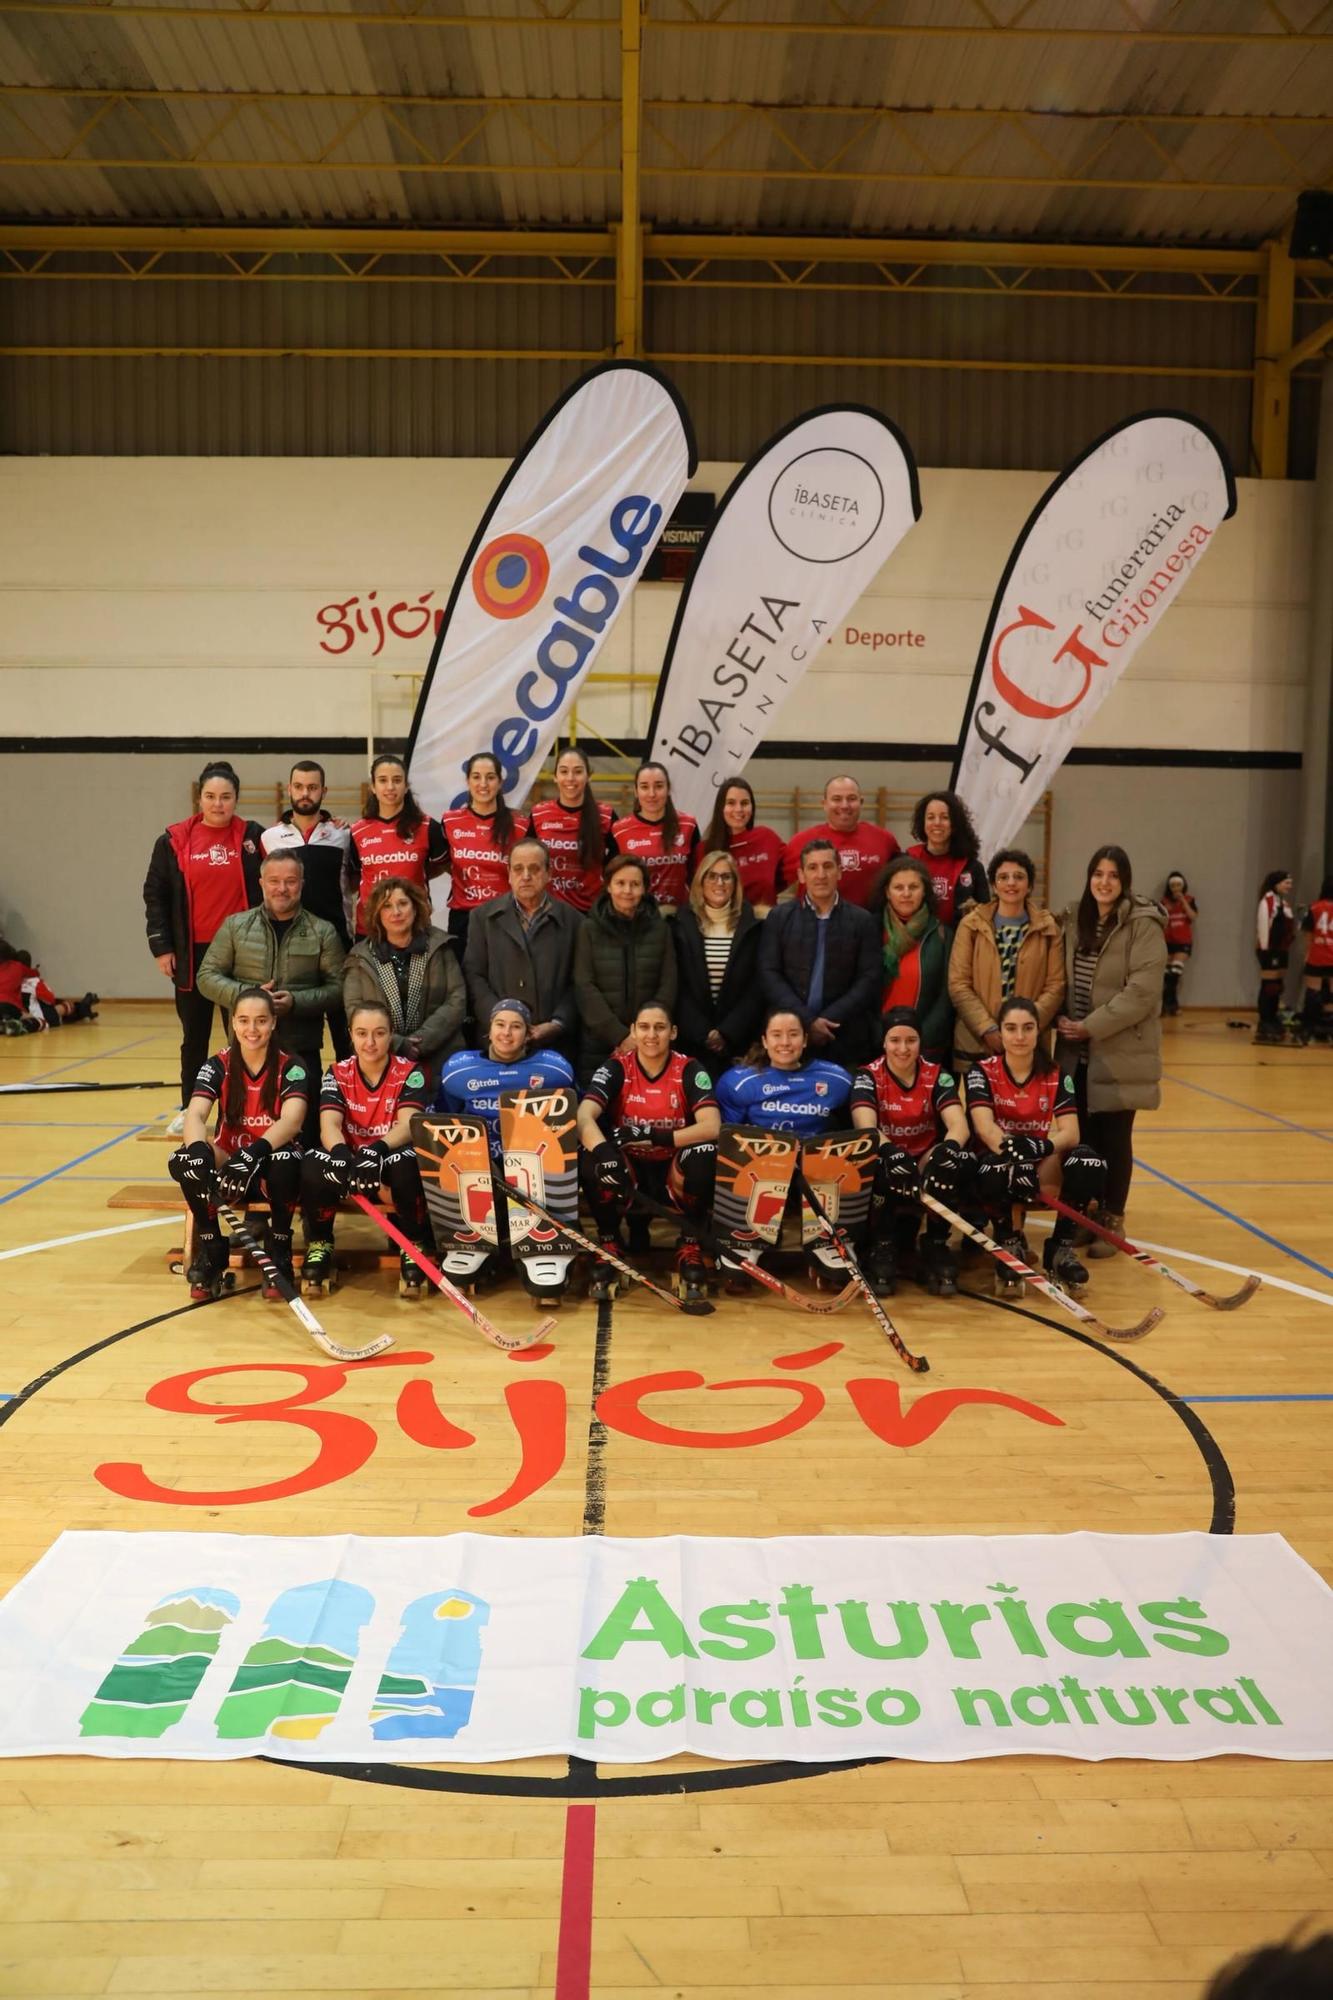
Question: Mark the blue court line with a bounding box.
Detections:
[0,1120,161,1129]
[0,1172,167,1183]
[0,1126,151,1208]
[10,1033,166,1088]
[1183,1394,1333,1405]
[1165,1072,1333,1145]
[1135,1157,1333,1283]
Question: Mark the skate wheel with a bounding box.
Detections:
[222,1271,236,1292]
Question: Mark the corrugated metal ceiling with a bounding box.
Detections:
[1,0,1330,242]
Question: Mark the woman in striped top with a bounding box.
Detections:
[673,849,763,1080]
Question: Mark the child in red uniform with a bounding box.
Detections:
[0,939,97,1034]
[612,762,700,913]
[348,754,448,938]
[1299,874,1333,1044]
[529,745,615,914]
[851,1005,972,1296]
[1159,870,1198,1016]
[300,997,430,1295]
[168,986,310,1301]
[702,777,785,914]
[576,1000,720,1301]
[439,750,529,950]
[965,995,1106,1298]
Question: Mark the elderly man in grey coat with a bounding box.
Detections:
[464,836,581,1057]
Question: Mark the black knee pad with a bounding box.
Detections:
[1060,1142,1107,1210]
[264,1146,303,1207]
[674,1140,716,1213]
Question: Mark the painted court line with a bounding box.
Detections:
[0,1127,151,1209]
[1184,1394,1333,1405]
[11,1033,164,1088]
[554,1803,596,2000]
[0,1215,176,1263]
[1026,1213,1333,1310]
[1132,1159,1333,1284]
[1166,1072,1333,1145]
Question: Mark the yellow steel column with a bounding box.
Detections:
[1252,234,1296,478]
[616,0,645,357]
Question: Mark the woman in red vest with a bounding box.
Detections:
[439,750,530,950]
[529,744,614,914]
[348,754,447,939]
[612,761,700,913]
[143,759,264,1131]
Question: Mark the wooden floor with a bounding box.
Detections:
[1,1002,1330,1999]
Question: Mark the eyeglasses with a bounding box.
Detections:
[704,870,735,883]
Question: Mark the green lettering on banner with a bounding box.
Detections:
[697,1600,775,1661]
[577,1686,630,1738]
[730,1689,783,1728]
[1010,1682,1069,1727]
[581,1577,699,1660]
[953,1686,1011,1728]
[1193,1684,1256,1725]
[1045,1598,1150,1659]
[636,1684,686,1728]
[864,1686,921,1727]
[836,1598,927,1661]
[1139,1597,1231,1656]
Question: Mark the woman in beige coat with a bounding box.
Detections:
[947,847,1065,1066]
[1055,844,1167,1250]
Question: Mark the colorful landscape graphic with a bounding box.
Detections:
[79,1587,240,1740]
[369,1589,489,1740]
[214,1579,372,1742]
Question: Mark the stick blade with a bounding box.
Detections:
[1101,1305,1164,1343]
[312,1331,396,1361]
[481,1314,558,1353]
[1205,1273,1263,1311]
[679,1298,716,1316]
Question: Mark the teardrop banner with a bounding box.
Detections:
[951,411,1237,857]
[407,362,696,812]
[646,405,921,825]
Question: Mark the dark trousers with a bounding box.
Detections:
[1073,1065,1137,1213]
[175,944,226,1108]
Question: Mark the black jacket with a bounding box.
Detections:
[464,893,582,1053]
[759,894,880,1067]
[143,815,265,993]
[674,904,764,1072]
[572,890,677,1080]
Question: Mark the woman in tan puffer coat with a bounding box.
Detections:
[1055,844,1167,1250]
[947,846,1065,1065]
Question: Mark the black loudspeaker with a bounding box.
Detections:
[1290,190,1333,261]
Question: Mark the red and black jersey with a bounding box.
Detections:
[1162,893,1197,949]
[965,1055,1076,1141]
[905,845,985,926]
[529,797,615,913]
[1303,898,1333,971]
[439,805,530,912]
[611,812,700,908]
[348,814,446,934]
[850,1055,960,1160]
[727,825,785,907]
[584,1049,717,1161]
[190,1047,310,1154]
[320,1052,427,1149]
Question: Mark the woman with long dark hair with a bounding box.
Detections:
[572,853,678,1081]
[528,744,615,913]
[868,853,953,1062]
[906,789,989,925]
[850,1004,971,1296]
[168,984,310,1301]
[1054,844,1166,1248]
[144,758,264,1133]
[438,750,530,950]
[611,761,700,913]
[342,875,465,1087]
[702,777,785,914]
[1299,873,1333,1043]
[347,753,448,938]
[1254,867,1296,1045]
[674,849,763,1077]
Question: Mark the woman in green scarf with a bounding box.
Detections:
[870,854,954,1060]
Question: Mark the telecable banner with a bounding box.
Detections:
[646,406,920,824]
[2,1529,1329,1765]
[952,411,1237,856]
[407,362,695,812]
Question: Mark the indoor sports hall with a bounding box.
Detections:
[2,5,1333,1999]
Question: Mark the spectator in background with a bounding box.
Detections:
[867,854,953,1062]
[702,777,785,915]
[0,939,96,1035]
[906,789,989,925]
[464,837,581,1059]
[674,849,763,1079]
[781,774,899,908]
[143,758,264,1134]
[1055,843,1167,1247]
[1253,867,1296,1045]
[572,854,677,1082]
[343,875,465,1090]
[1298,873,1333,1043]
[347,753,447,939]
[948,846,1064,1068]
[1158,868,1198,1017]
[759,838,880,1069]
[199,849,345,1139]
[439,749,529,953]
[529,744,615,914]
[263,758,353,1055]
[612,761,700,914]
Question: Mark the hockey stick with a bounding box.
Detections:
[623,1182,857,1315]
[215,1203,395,1362]
[0,1079,176,1095]
[1040,1193,1261,1311]
[916,1189,1162,1343]
[351,1193,554,1352]
[501,1179,715,1317]
[795,1171,928,1374]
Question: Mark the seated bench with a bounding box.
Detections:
[106,1185,396,1276]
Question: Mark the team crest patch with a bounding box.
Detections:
[287,1065,307,1083]
[694,1071,710,1088]
[406,1070,426,1090]
[814,1080,828,1095]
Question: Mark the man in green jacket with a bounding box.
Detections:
[198,851,345,1135]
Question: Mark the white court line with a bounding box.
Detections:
[0,1216,176,1263]
[1025,1213,1333,1310]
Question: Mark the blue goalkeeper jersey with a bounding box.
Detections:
[435,1048,575,1153]
[716,1058,853,1138]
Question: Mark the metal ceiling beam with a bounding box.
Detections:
[616,0,644,358]
[0,225,616,255]
[1252,236,1296,478]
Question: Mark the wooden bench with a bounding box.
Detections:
[107,1185,396,1276]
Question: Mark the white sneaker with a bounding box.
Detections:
[165,1109,186,1137]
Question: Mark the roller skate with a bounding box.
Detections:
[517,1252,571,1309]
[398,1240,429,1299]
[919,1232,959,1298]
[675,1238,708,1306]
[187,1232,231,1302]
[301,1238,336,1296]
[261,1230,295,1302]
[586,1245,622,1302]
[1043,1234,1089,1296]
[994,1232,1028,1299]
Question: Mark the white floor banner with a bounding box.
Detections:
[1,1530,1329,1764]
